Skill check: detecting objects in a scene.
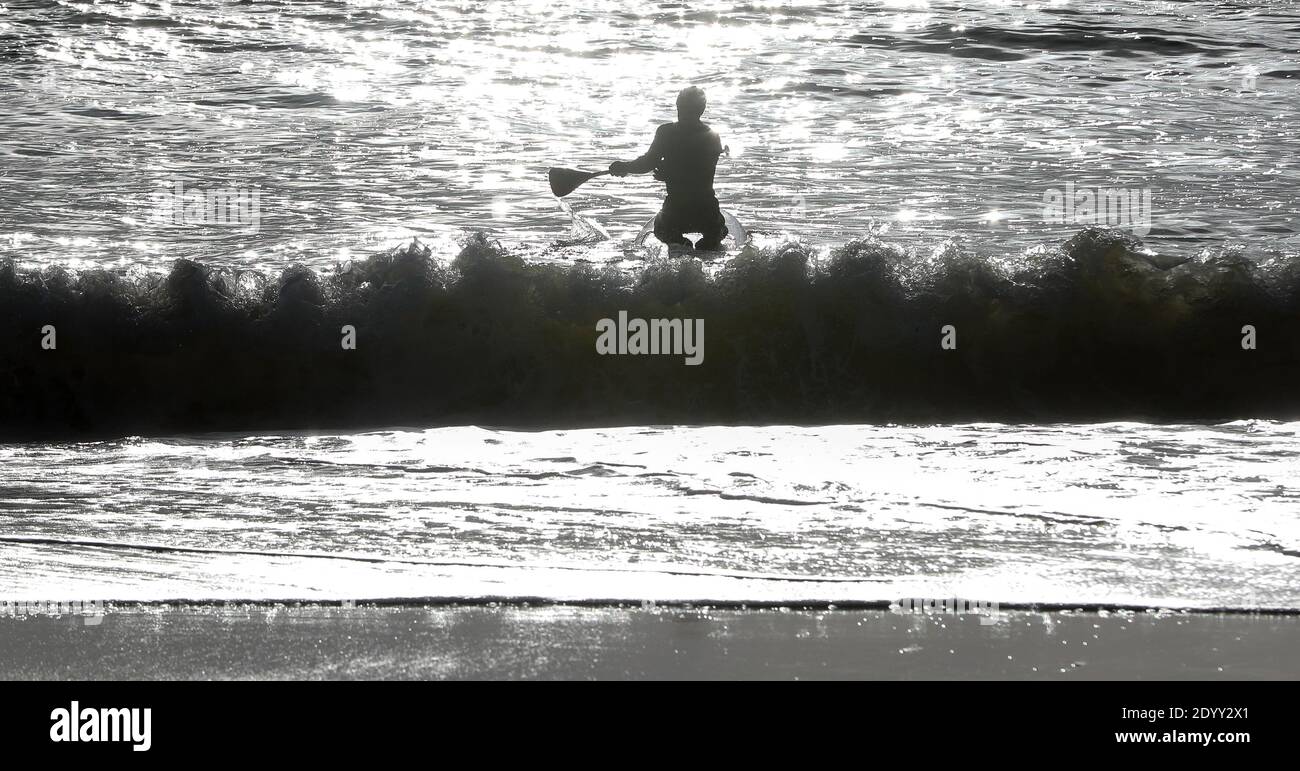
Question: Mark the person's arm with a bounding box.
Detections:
[609,125,667,176]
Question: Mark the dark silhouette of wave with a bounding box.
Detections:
[2,229,1299,440]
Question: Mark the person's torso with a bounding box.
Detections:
[657,121,722,200]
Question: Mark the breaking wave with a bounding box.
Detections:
[2,228,1299,440]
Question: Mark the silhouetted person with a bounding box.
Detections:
[610,86,727,250]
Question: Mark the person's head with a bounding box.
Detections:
[676,86,707,122]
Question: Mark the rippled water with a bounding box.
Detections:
[2,423,1298,607]
[3,2,1299,611]
[2,0,1299,269]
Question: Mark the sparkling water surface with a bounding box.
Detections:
[2,2,1298,608]
[1,0,1298,268]
[2,423,1297,606]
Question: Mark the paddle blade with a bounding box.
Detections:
[549,167,601,198]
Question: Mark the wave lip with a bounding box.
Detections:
[2,228,1300,440]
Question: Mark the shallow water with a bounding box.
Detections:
[2,0,1299,268]
[6,605,1299,679]
[2,422,1298,607]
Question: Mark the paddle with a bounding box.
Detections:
[549,167,609,198]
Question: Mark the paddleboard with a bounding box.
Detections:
[634,209,748,251]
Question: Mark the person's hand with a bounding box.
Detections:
[608,161,629,177]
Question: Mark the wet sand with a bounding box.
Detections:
[2,604,1298,680]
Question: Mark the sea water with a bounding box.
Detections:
[1,1,1299,608]
[1,423,1298,607]
[1,0,1298,266]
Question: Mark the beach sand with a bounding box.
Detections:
[2,604,1297,680]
